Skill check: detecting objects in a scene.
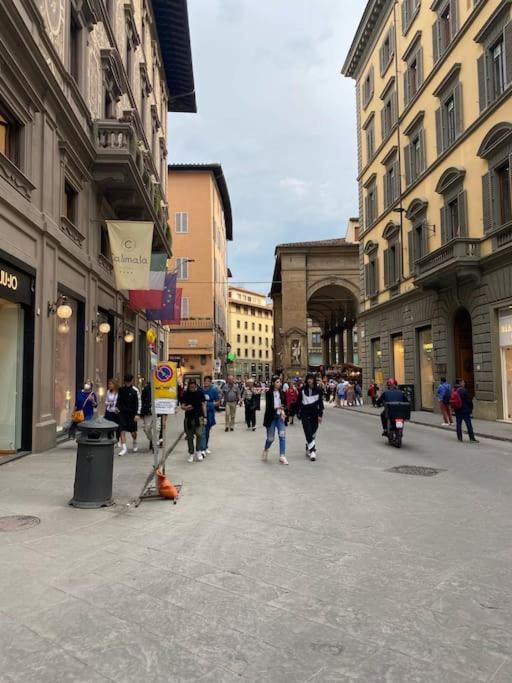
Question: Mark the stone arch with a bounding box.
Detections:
[435,167,466,194]
[307,276,359,306]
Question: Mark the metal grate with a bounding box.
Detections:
[387,465,443,477]
[0,515,41,532]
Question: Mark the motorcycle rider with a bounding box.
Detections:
[376,378,407,436]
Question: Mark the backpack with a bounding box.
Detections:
[449,388,462,410]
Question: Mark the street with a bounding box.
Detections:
[1,407,512,682]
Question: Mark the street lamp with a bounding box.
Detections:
[48,295,73,320]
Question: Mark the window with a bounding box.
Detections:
[383,223,401,289]
[265,350,269,359]
[252,349,255,358]
[0,109,20,166]
[176,257,189,280]
[363,114,375,162]
[402,0,420,36]
[100,225,111,258]
[436,167,467,243]
[101,49,124,119]
[404,120,426,186]
[312,332,321,346]
[124,4,139,86]
[265,324,269,332]
[69,9,82,84]
[237,348,241,357]
[181,297,189,319]
[265,338,269,347]
[259,350,262,359]
[362,66,374,109]
[251,336,255,344]
[476,12,512,112]
[252,322,255,330]
[364,242,379,298]
[258,337,262,345]
[236,334,240,342]
[381,82,397,140]
[175,212,188,233]
[372,339,384,386]
[433,0,458,63]
[379,26,395,76]
[244,321,248,329]
[236,320,240,329]
[364,178,378,229]
[434,69,463,155]
[63,180,78,224]
[406,199,429,273]
[496,160,512,225]
[383,152,399,209]
[403,37,423,106]
[258,323,262,331]
[244,335,248,343]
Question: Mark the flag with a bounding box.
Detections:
[106,221,153,289]
[128,253,167,309]
[162,288,182,324]
[146,272,177,321]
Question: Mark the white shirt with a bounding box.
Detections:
[273,391,282,409]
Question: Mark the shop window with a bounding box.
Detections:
[0,108,20,167]
[381,81,397,140]
[433,0,458,63]
[54,296,79,432]
[476,5,512,112]
[63,180,78,224]
[175,212,188,233]
[379,26,395,76]
[402,0,420,36]
[362,66,374,109]
[371,338,384,386]
[383,150,399,209]
[436,167,467,243]
[403,34,423,106]
[434,66,463,156]
[478,123,512,233]
[392,334,405,384]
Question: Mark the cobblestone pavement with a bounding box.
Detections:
[1,406,512,682]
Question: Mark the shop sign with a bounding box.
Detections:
[0,260,32,305]
[154,361,178,414]
[499,312,512,347]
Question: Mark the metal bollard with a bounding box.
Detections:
[70,417,118,508]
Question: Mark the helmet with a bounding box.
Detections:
[386,378,398,387]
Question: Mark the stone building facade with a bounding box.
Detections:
[0,0,195,454]
[343,0,512,420]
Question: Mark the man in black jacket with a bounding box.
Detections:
[453,379,479,443]
[376,379,407,436]
[117,373,141,456]
[298,374,324,461]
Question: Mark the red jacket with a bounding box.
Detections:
[286,386,299,407]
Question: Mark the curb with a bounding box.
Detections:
[336,406,512,444]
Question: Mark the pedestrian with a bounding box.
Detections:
[140,381,154,451]
[261,376,289,465]
[243,378,258,430]
[180,378,207,462]
[298,373,324,461]
[285,381,299,425]
[337,379,346,407]
[355,382,363,406]
[201,375,220,456]
[117,373,141,456]
[328,379,336,404]
[346,382,356,406]
[368,380,378,407]
[451,379,479,443]
[70,380,98,437]
[436,376,453,426]
[222,375,242,431]
[104,378,120,442]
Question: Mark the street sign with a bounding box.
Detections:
[154,361,178,414]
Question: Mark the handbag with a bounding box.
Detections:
[71,392,94,423]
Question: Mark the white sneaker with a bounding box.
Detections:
[279,456,289,466]
[262,449,268,461]
[309,450,317,461]
[441,422,449,427]
[187,454,194,463]
[118,445,127,457]
[117,441,122,449]
[196,452,204,461]
[201,450,206,458]
[132,445,138,452]
[205,449,211,455]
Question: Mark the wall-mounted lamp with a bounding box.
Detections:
[58,320,70,335]
[48,295,73,319]
[92,313,111,341]
[118,325,135,344]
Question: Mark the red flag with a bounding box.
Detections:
[128,254,166,309]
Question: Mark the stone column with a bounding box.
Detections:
[338,326,345,365]
[346,326,354,364]
[323,324,330,366]
[330,332,337,366]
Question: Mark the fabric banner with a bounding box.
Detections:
[106,221,153,290]
[162,288,182,325]
[146,272,178,322]
[129,253,167,309]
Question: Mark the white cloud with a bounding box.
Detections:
[279,177,311,198]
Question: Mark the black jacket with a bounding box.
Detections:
[377,389,406,406]
[263,389,287,427]
[455,386,473,414]
[297,386,324,419]
[141,384,152,417]
[117,385,141,415]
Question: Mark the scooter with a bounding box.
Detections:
[382,401,411,448]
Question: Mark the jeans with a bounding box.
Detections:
[184,418,203,454]
[302,414,319,451]
[245,405,256,428]
[201,422,212,450]
[455,411,475,441]
[225,402,237,429]
[264,416,286,455]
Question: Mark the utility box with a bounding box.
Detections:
[70,417,118,509]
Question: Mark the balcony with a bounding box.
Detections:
[93,118,169,251]
[414,238,481,289]
[168,318,214,330]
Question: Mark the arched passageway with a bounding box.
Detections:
[307,284,358,368]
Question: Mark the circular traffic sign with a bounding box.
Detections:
[156,364,174,382]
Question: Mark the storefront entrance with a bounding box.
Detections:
[454,308,474,396]
[0,257,34,453]
[418,327,434,410]
[499,309,512,422]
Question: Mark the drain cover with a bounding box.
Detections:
[0,515,41,532]
[387,465,443,477]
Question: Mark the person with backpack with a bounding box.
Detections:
[436,376,453,426]
[451,379,479,443]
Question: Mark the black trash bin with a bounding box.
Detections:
[70,417,118,508]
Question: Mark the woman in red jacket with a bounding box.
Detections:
[285,382,299,425]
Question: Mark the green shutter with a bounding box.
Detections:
[408,230,415,275]
[401,0,409,35]
[440,205,448,244]
[505,22,512,87]
[404,143,412,186]
[482,172,493,232]
[433,20,441,63]
[477,54,488,112]
[404,68,410,107]
[457,190,467,237]
[435,107,443,156]
[453,83,463,138]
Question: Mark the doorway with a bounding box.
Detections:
[0,300,24,452]
[418,327,434,410]
[454,308,474,396]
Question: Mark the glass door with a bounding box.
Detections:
[392,334,405,384]
[418,327,434,410]
[502,347,512,422]
[0,301,23,452]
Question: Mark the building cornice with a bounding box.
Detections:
[341,0,393,79]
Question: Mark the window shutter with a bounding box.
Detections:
[402,0,409,35]
[393,159,400,201]
[383,248,390,287]
[453,83,463,138]
[364,195,369,230]
[404,68,410,107]
[374,259,379,295]
[440,205,448,244]
[435,107,443,156]
[394,243,401,284]
[418,128,426,173]
[389,26,395,59]
[417,47,424,88]
[408,229,414,275]
[450,0,458,35]
[433,20,441,64]
[481,172,493,232]
[381,106,386,140]
[365,263,370,297]
[391,90,397,126]
[370,66,374,99]
[457,190,467,237]
[379,44,385,76]
[504,22,512,86]
[404,143,412,186]
[477,54,488,112]
[384,175,389,209]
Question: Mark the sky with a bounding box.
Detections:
[169,0,367,295]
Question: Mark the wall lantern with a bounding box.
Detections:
[118,325,135,344]
[48,295,73,319]
[58,320,70,335]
